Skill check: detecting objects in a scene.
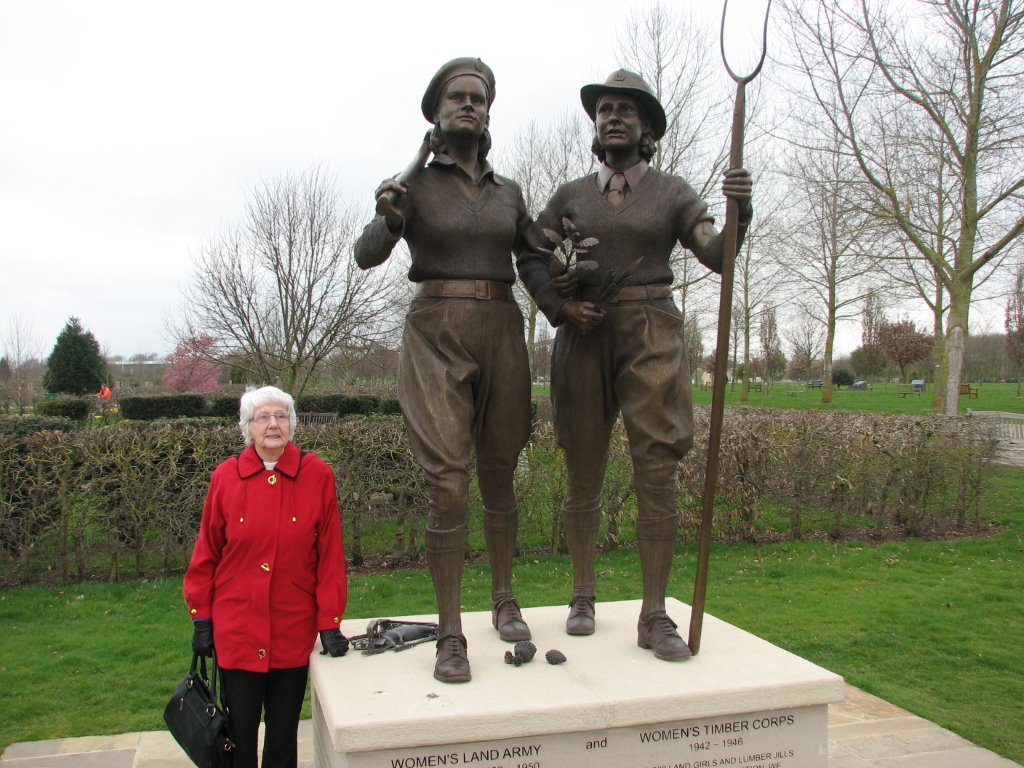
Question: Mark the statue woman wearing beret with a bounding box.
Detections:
[521,70,753,661]
[354,57,549,683]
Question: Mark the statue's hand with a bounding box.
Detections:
[375,179,407,200]
[374,179,407,232]
[551,268,578,298]
[722,167,753,219]
[559,301,605,336]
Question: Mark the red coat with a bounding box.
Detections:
[184,442,347,671]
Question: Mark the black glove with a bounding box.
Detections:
[192,619,214,656]
[319,628,349,657]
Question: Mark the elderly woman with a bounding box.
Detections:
[521,70,753,660]
[354,57,549,683]
[184,385,348,767]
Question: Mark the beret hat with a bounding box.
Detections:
[421,57,496,122]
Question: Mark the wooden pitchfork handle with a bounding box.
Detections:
[375,131,432,216]
[688,0,772,656]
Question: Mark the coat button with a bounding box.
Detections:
[190,608,197,615]
[258,649,267,659]
[260,562,270,572]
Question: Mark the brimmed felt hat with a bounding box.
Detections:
[421,57,496,122]
[580,69,667,141]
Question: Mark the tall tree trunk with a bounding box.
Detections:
[943,273,973,416]
[931,282,946,410]
[822,314,836,404]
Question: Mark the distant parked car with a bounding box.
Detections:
[851,380,869,391]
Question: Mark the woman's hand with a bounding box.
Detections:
[192,619,214,657]
[559,301,606,335]
[319,628,350,657]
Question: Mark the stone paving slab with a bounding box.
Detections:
[1,685,1018,767]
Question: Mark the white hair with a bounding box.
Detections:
[238,386,297,446]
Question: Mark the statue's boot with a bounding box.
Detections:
[426,526,470,682]
[564,508,599,635]
[485,509,530,642]
[637,537,691,660]
[634,462,690,660]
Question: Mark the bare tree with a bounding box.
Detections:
[177,168,401,396]
[733,160,787,401]
[2,315,43,414]
[778,127,875,403]
[783,0,1024,414]
[786,312,826,380]
[683,312,705,386]
[757,304,787,388]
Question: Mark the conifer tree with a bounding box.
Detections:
[44,317,107,396]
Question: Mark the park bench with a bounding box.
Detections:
[896,383,917,397]
[297,411,339,426]
[911,379,925,393]
[786,383,807,397]
[808,379,823,389]
[959,383,979,399]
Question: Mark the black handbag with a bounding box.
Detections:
[164,652,235,768]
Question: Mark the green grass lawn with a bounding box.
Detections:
[1,467,1021,762]
[535,380,1024,415]
[692,380,1024,416]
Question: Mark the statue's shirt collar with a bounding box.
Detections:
[429,153,505,186]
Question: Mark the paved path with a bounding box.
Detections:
[1,684,1019,767]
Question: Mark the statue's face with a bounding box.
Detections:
[433,75,490,138]
[595,93,648,150]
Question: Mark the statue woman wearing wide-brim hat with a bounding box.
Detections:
[354,57,551,683]
[520,68,753,660]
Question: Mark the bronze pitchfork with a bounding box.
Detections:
[688,0,772,656]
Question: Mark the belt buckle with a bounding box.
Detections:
[475,280,490,300]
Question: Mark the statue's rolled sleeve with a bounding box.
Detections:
[353,215,403,270]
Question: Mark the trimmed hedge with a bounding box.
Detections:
[206,395,241,419]
[295,394,382,416]
[0,416,78,437]
[35,398,91,422]
[119,394,207,420]
[0,407,1001,585]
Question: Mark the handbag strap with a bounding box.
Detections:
[190,652,227,710]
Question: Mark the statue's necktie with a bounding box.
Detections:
[608,172,626,206]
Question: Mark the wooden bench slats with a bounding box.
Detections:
[297,412,339,426]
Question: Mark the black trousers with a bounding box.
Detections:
[220,665,308,768]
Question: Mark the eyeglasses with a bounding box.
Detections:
[253,412,289,424]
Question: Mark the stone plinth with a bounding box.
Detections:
[311,598,844,768]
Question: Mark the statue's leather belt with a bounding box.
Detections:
[578,283,672,303]
[416,279,514,302]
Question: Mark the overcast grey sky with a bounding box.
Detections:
[0,0,810,359]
